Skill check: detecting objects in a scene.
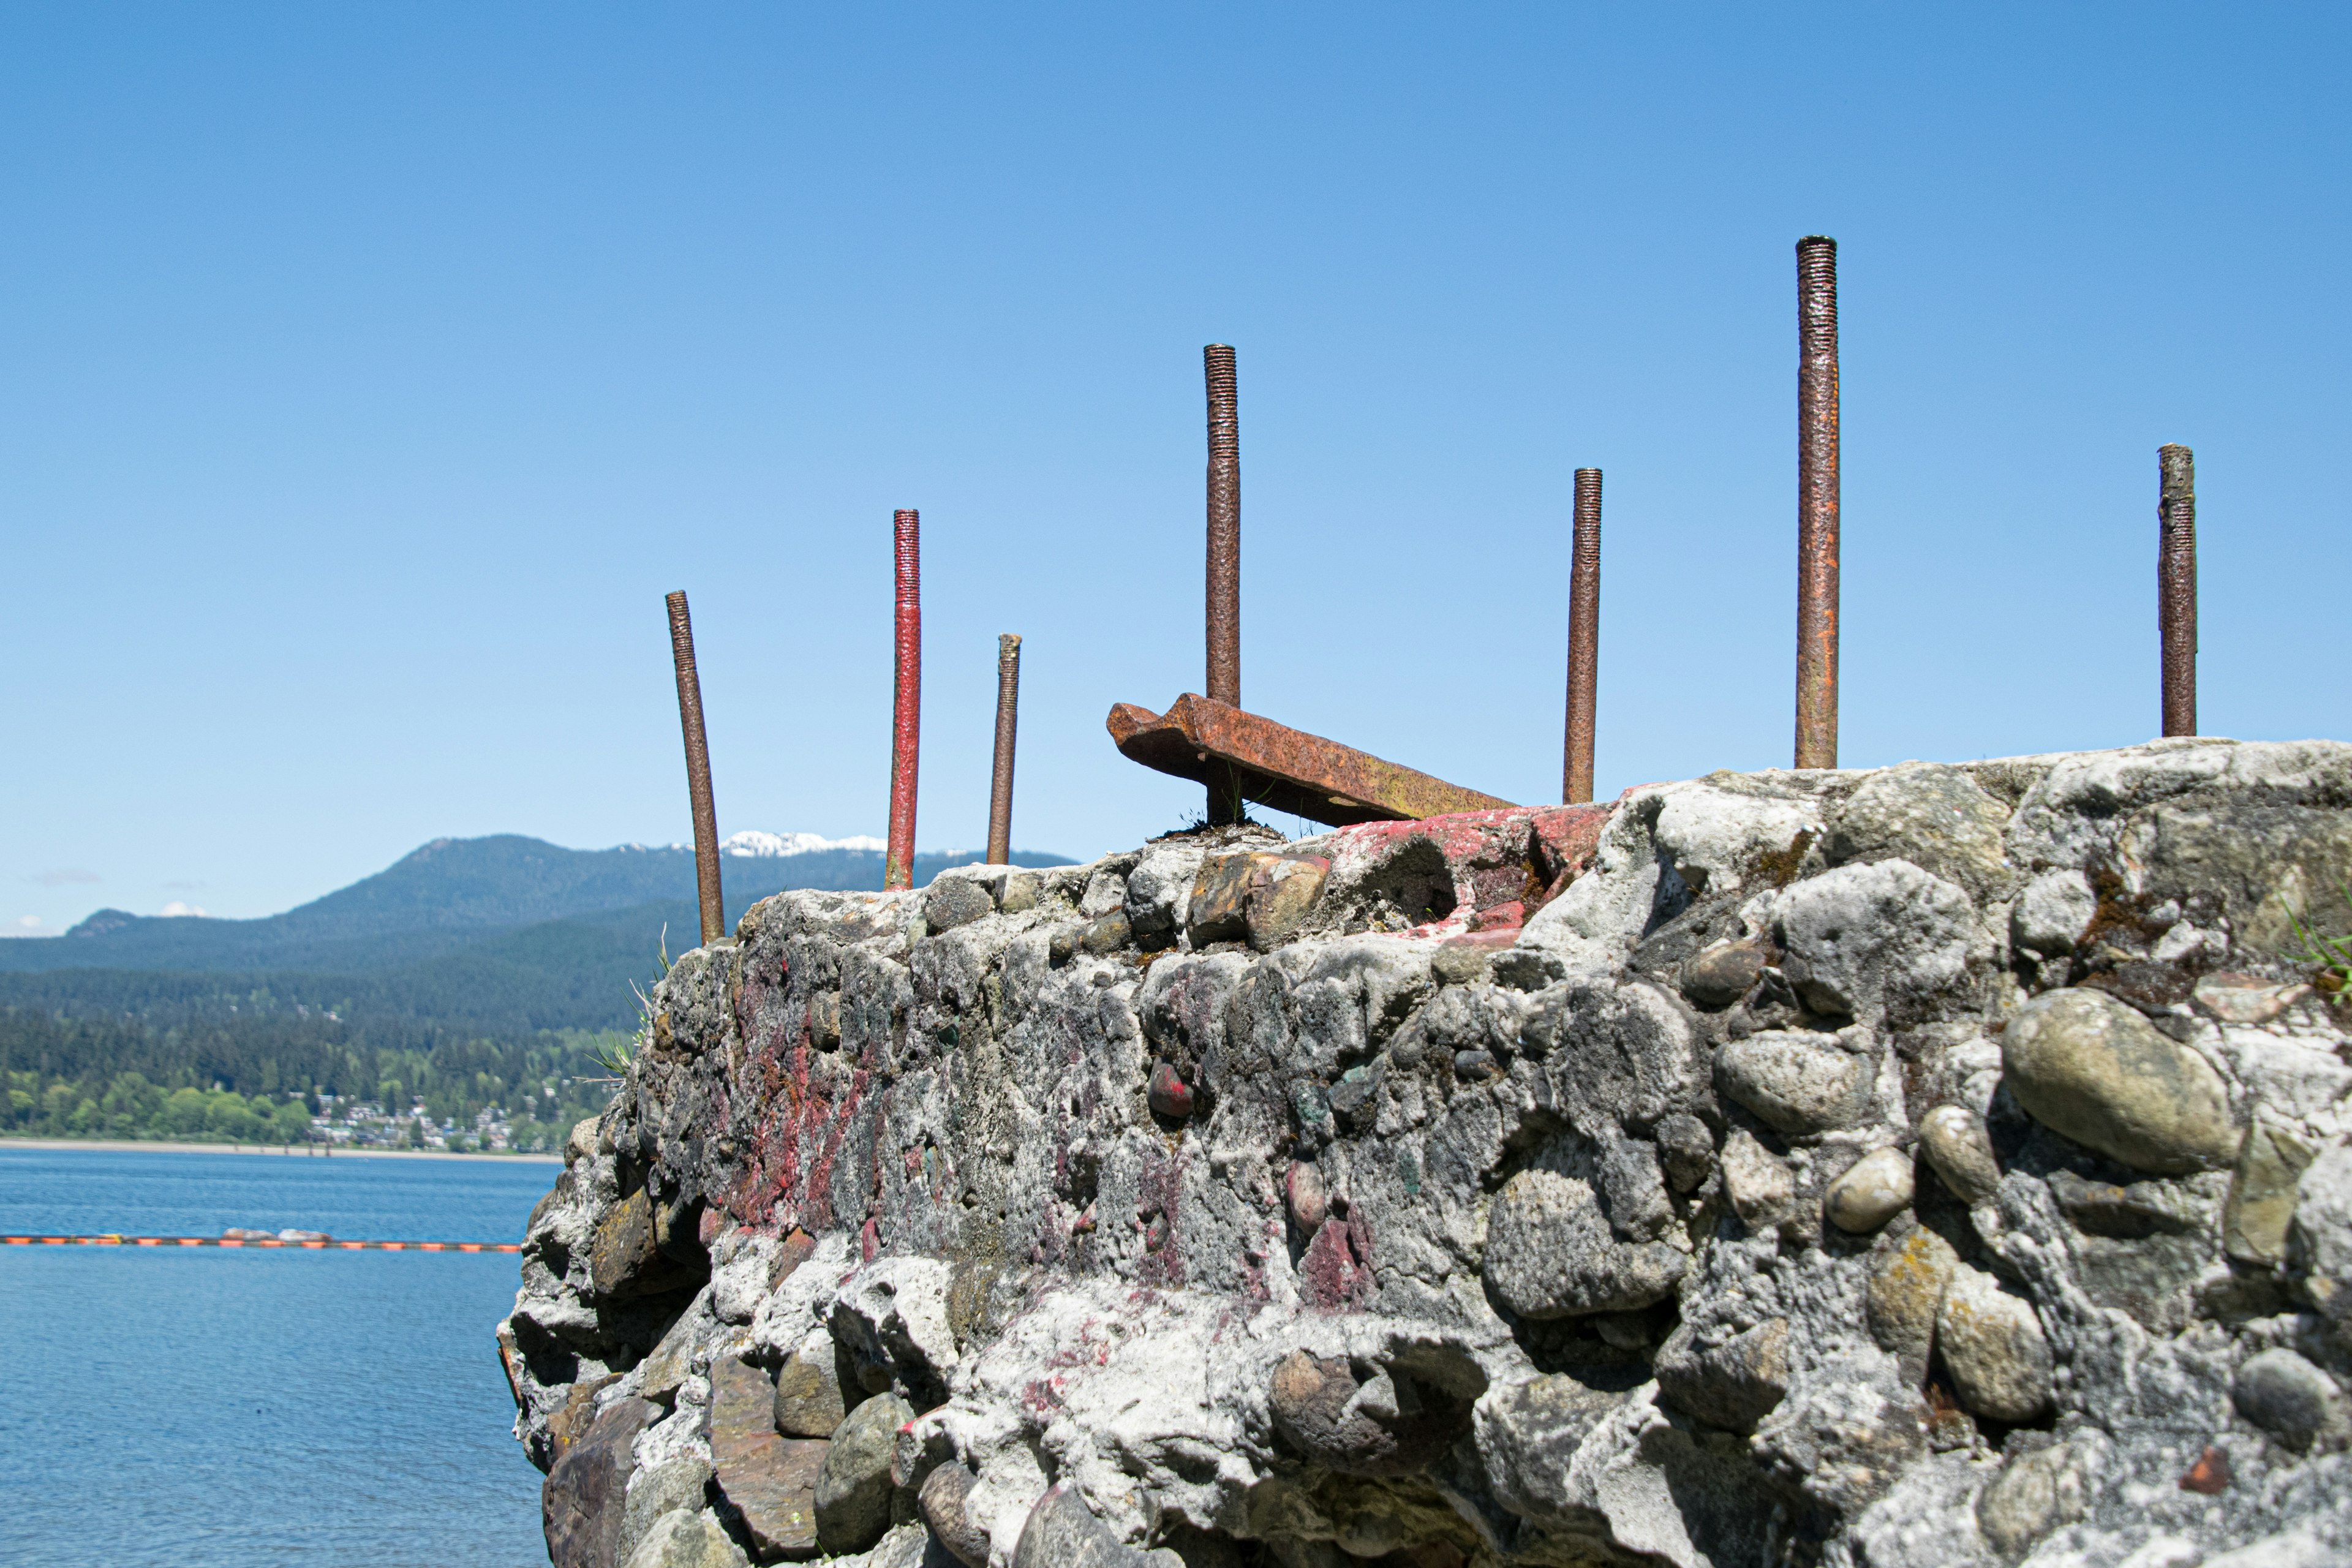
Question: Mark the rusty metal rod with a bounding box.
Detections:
[2159,444,2197,737]
[1563,467,1602,804]
[665,590,725,945]
[1205,344,1241,824]
[1794,236,1842,770]
[886,510,922,891]
[987,633,1022,865]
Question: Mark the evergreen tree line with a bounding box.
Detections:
[0,998,623,1153]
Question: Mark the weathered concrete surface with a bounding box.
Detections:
[507,740,2352,1567]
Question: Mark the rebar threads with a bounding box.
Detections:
[1564,468,1602,804]
[665,590,725,945]
[1204,344,1242,824]
[2159,445,2198,737]
[1793,235,1842,771]
[886,510,922,892]
[987,633,1022,866]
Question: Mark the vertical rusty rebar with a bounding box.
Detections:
[987,633,1022,865]
[1563,468,1602,804]
[1204,344,1242,824]
[886,510,922,891]
[665,590,725,945]
[2159,444,2198,737]
[1794,235,1841,771]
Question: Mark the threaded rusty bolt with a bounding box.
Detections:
[665,590,725,945]
[1794,235,1841,771]
[886,510,922,891]
[1564,468,1602,804]
[2158,445,2196,737]
[1205,344,1242,824]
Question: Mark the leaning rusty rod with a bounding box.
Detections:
[1204,344,1242,823]
[1794,235,1841,771]
[885,510,922,891]
[1563,468,1602,804]
[2158,445,2197,737]
[665,591,725,945]
[987,633,1022,865]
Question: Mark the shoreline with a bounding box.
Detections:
[0,1136,561,1164]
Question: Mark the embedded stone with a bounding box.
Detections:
[772,1332,850,1438]
[621,1509,749,1568]
[1248,854,1330,951]
[1918,1104,2001,1204]
[618,1459,719,1568]
[917,1462,990,1568]
[2011,869,2097,957]
[707,1355,826,1559]
[2226,1121,2318,1265]
[924,876,995,934]
[1654,1317,1791,1432]
[2232,1349,2349,1452]
[1267,1351,1469,1477]
[1716,1030,1869,1135]
[815,1392,914,1553]
[1286,1161,1327,1232]
[2290,1145,2352,1349]
[1719,1129,1796,1230]
[1475,1373,1632,1519]
[1654,1112,1714,1193]
[1826,1146,1915,1233]
[1680,941,1768,1011]
[1937,1265,2052,1423]
[1186,851,1273,946]
[1975,1440,2094,1558]
[1483,1168,1687,1319]
[1825,762,2012,897]
[544,1395,658,1568]
[1011,1484,1182,1568]
[1147,1061,1196,1118]
[2002,987,2242,1174]
[1866,1225,1957,1386]
[1773,858,1976,1022]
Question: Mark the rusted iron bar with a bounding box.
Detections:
[1794,235,1841,771]
[1107,693,1515,827]
[1204,344,1242,823]
[1564,467,1602,804]
[987,633,1022,865]
[665,590,725,945]
[886,510,922,891]
[2158,444,2197,737]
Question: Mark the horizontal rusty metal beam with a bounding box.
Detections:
[1107,693,1515,826]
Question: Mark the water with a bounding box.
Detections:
[0,1147,559,1567]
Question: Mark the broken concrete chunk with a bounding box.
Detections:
[2011,869,2098,957]
[1719,1129,1796,1230]
[1483,1168,1686,1318]
[1825,761,2012,898]
[1474,1372,1631,1521]
[1654,1317,1792,1432]
[829,1259,960,1408]
[2003,987,2242,1174]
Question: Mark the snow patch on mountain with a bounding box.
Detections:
[716,830,889,857]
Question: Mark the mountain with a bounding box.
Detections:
[1,833,1072,978]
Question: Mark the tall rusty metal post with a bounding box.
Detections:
[2158,445,2198,737]
[987,633,1022,865]
[665,590,725,945]
[1204,344,1242,823]
[886,510,922,891]
[1563,468,1603,804]
[1794,235,1841,771]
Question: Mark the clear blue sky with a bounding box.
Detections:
[6,6,2348,932]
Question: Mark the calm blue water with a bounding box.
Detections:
[0,1147,559,1567]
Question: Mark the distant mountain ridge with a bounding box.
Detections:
[6,833,1073,980]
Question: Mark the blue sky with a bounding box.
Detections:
[5,6,2348,931]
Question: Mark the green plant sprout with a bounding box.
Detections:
[2280,884,2352,1000]
[600,924,675,1076]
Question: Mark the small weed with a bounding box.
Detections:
[2280,886,2352,998]
[602,925,676,1074]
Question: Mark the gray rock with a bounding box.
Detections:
[1866,1224,1957,1386]
[916,1461,990,1568]
[1975,1439,2095,1558]
[545,1396,660,1568]
[636,1295,708,1404]
[1654,1113,1714,1193]
[1474,1372,1629,1520]
[1937,1265,2051,1423]
[924,876,996,934]
[1679,940,1768,1011]
[1825,761,2011,897]
[2002,987,2242,1174]
[621,1509,748,1568]
[1773,858,1977,1023]
[1012,1485,1158,1568]
[1826,1146,1915,1233]
[2010,869,2097,957]
[1719,1129,1796,1229]
[829,1259,960,1408]
[1654,1317,1790,1431]
[2233,1348,2349,1451]
[2228,1121,2319,1266]
[815,1392,913,1553]
[1266,1349,1469,1477]
[1125,846,1207,949]
[773,1333,850,1437]
[617,1457,714,1567]
[2290,1144,2352,1351]
[1918,1104,2001,1204]
[1716,1030,1870,1135]
[1483,1168,1687,1318]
